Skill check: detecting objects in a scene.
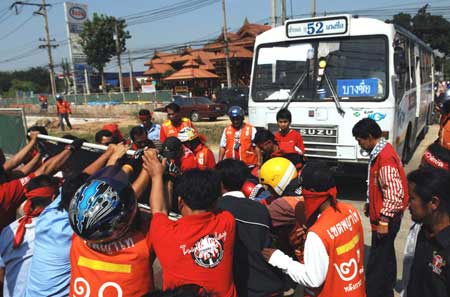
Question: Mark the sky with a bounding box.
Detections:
[0,0,443,73]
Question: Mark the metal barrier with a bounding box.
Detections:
[0,90,173,106]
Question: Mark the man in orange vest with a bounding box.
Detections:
[263,161,366,297]
[160,103,195,143]
[178,127,216,170]
[219,106,261,167]
[55,94,72,131]
[68,167,154,297]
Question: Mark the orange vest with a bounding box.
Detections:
[70,231,153,297]
[308,202,366,297]
[194,143,216,170]
[56,100,71,114]
[161,118,193,142]
[224,123,257,166]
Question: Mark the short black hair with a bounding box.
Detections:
[26,175,60,208]
[28,125,48,135]
[165,102,180,113]
[174,169,221,210]
[276,108,292,122]
[301,161,336,192]
[26,174,59,192]
[139,109,151,116]
[215,159,250,191]
[254,129,275,145]
[352,118,382,139]
[130,126,147,142]
[408,167,450,214]
[59,172,89,211]
[95,129,113,143]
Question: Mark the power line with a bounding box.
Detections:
[0,14,34,40]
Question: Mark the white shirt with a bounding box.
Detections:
[268,231,328,288]
[222,191,246,199]
[219,125,257,148]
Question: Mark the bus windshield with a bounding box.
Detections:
[251,36,387,102]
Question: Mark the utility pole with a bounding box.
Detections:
[221,0,232,88]
[128,50,135,93]
[114,18,124,94]
[12,1,57,97]
[312,0,316,17]
[271,0,277,27]
[281,0,286,24]
[40,0,57,97]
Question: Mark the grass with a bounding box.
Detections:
[49,120,227,152]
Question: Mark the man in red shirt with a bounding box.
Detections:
[0,138,83,232]
[55,94,72,131]
[160,137,197,174]
[254,128,305,172]
[275,108,305,154]
[352,118,408,297]
[178,127,216,170]
[143,150,237,297]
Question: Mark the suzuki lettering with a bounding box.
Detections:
[299,128,336,136]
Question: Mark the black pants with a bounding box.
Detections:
[366,214,402,297]
[59,113,72,131]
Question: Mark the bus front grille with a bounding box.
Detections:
[269,124,339,158]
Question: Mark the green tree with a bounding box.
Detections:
[0,67,51,97]
[5,79,38,98]
[391,5,450,56]
[79,13,131,93]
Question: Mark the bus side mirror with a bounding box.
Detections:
[394,47,407,74]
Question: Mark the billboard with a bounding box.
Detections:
[64,2,88,94]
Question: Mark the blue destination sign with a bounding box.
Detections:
[337,79,378,97]
[286,16,348,38]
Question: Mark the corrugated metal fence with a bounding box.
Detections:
[0,90,173,106]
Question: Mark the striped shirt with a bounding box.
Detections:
[378,165,405,217]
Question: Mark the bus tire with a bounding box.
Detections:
[402,126,412,164]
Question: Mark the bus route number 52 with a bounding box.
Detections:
[307,21,324,35]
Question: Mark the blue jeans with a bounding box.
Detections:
[58,113,72,131]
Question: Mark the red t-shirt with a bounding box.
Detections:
[194,144,216,170]
[0,174,34,232]
[180,146,198,172]
[150,211,237,297]
[275,129,305,154]
[70,229,153,297]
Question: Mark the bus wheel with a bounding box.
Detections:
[402,127,412,164]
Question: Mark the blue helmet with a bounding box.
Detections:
[55,94,63,100]
[228,106,244,118]
[69,178,136,243]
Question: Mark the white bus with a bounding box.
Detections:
[249,15,434,166]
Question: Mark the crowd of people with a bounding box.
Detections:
[0,91,449,297]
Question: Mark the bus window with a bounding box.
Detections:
[252,36,387,102]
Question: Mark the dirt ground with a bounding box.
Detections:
[27,113,231,149]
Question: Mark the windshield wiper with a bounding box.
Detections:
[323,72,345,116]
[281,71,307,110]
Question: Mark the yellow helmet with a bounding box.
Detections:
[259,157,297,196]
[178,127,198,142]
